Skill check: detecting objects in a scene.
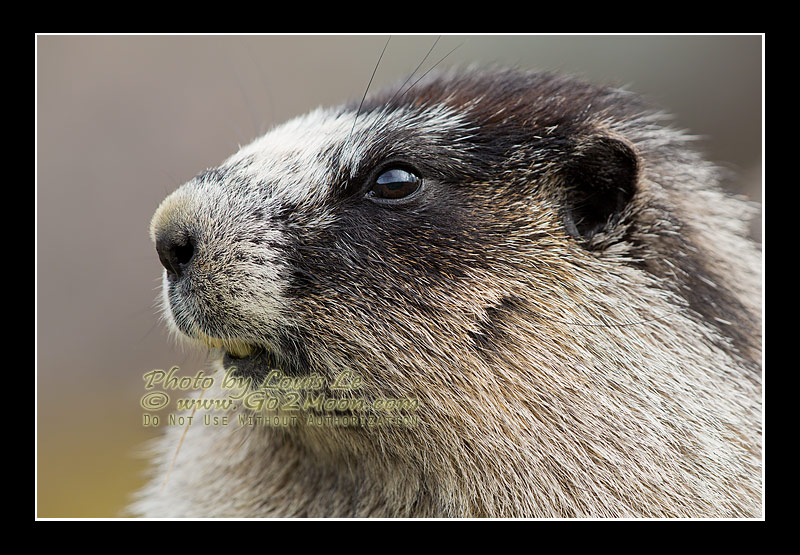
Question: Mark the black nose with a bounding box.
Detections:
[156,234,195,279]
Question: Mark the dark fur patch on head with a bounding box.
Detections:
[346,68,647,251]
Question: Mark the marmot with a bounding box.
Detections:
[132,67,762,518]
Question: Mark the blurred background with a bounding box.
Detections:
[36,34,763,518]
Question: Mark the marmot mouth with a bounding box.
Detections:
[221,343,296,381]
[192,330,301,380]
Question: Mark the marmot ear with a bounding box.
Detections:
[558,136,638,244]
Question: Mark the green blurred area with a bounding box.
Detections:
[37,396,155,517]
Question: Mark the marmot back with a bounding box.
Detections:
[133,67,762,518]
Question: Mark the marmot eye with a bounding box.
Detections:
[367,168,422,202]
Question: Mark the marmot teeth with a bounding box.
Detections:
[193,329,256,358]
[223,341,257,359]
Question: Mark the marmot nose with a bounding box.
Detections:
[156,234,195,279]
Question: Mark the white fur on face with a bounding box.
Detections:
[151,101,470,347]
[220,103,470,209]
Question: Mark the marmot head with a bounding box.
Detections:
[151,63,760,396]
[151,67,648,373]
[148,67,761,516]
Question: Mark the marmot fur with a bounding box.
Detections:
[133,67,762,518]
